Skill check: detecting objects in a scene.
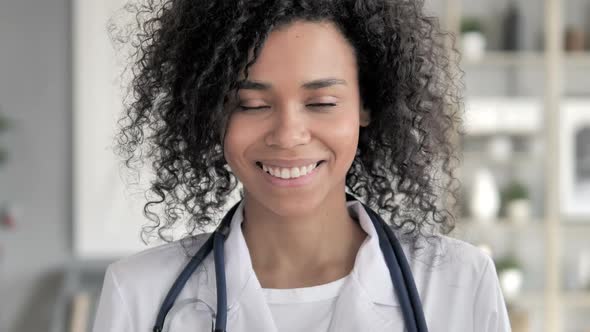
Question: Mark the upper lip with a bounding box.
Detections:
[257,159,324,168]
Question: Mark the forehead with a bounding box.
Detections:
[242,20,358,86]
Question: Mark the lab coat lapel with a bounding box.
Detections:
[200,200,279,331]
[327,275,393,332]
[327,201,403,331]
[231,272,278,331]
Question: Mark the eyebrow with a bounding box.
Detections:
[237,78,348,91]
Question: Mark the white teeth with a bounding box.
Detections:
[261,162,320,179]
[280,168,290,179]
[300,166,308,176]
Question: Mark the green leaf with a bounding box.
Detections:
[495,255,522,272]
[460,17,483,33]
[502,181,529,201]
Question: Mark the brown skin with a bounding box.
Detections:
[223,20,371,289]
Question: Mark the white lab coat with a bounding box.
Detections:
[92,200,511,332]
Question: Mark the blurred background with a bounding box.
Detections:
[0,0,589,331]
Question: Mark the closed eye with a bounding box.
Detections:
[238,105,269,111]
[308,103,336,108]
[238,103,337,111]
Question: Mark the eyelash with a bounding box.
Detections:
[238,103,336,111]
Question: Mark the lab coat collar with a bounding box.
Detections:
[347,200,398,306]
[197,198,400,330]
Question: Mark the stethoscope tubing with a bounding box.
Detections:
[213,231,228,332]
[361,199,428,332]
[367,205,418,332]
[152,236,214,332]
[381,214,429,332]
[152,202,238,332]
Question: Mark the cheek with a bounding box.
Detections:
[223,118,251,169]
[320,115,360,162]
[332,118,359,140]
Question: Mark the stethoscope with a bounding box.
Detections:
[153,193,428,332]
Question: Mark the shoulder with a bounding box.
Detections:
[107,232,212,289]
[400,232,493,276]
[436,234,493,272]
[399,233,497,301]
[93,233,213,331]
[414,235,511,330]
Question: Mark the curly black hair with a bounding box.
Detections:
[112,0,465,252]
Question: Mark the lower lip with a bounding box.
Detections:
[258,162,323,188]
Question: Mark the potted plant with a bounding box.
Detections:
[501,181,531,224]
[460,17,487,61]
[495,254,524,303]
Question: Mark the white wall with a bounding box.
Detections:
[73,0,166,258]
[72,0,237,258]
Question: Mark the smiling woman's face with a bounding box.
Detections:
[223,20,370,217]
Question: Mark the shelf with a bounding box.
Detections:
[461,51,590,66]
[562,291,590,307]
[462,51,544,66]
[461,150,541,164]
[443,0,585,329]
[464,97,542,136]
[564,52,590,66]
[561,219,590,227]
[508,291,590,308]
[456,219,544,230]
[511,291,544,307]
[456,219,590,231]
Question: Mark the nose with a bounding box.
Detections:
[264,103,311,149]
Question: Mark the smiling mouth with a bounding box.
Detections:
[255,160,326,178]
[255,160,325,169]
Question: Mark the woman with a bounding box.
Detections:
[94,0,511,331]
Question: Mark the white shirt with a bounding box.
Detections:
[92,199,512,332]
[262,274,349,332]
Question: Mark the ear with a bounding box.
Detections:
[359,108,371,127]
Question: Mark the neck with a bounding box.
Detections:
[240,190,367,289]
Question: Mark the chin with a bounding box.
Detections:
[254,191,325,218]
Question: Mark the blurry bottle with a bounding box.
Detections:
[469,167,500,223]
[503,2,520,51]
